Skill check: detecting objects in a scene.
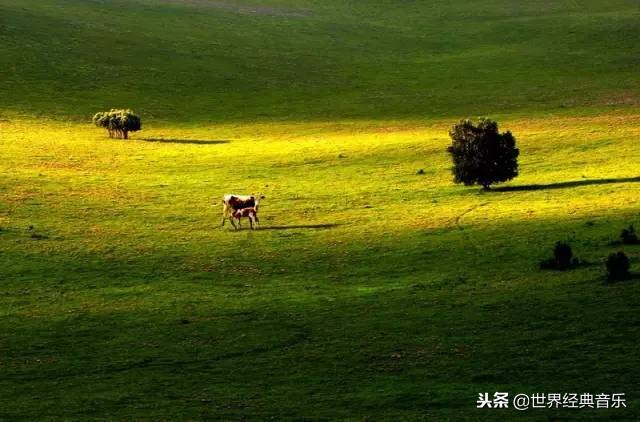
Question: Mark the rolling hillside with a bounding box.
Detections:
[1,0,640,419]
[1,0,639,121]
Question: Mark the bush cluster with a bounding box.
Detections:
[540,227,637,282]
[93,109,141,139]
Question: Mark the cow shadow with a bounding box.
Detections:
[141,138,230,145]
[492,176,640,192]
[258,223,340,231]
[228,224,340,231]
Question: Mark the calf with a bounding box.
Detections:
[232,206,260,230]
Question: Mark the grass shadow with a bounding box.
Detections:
[605,273,640,284]
[493,176,640,192]
[140,138,230,145]
[609,240,640,246]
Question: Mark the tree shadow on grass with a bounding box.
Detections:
[140,138,230,145]
[493,176,640,192]
[604,273,640,284]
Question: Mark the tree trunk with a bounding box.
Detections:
[123,130,128,140]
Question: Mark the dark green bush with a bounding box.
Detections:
[606,252,630,281]
[621,225,639,244]
[447,118,519,190]
[92,109,141,139]
[540,241,580,270]
[553,241,573,270]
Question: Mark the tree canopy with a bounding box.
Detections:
[93,109,141,139]
[447,118,519,189]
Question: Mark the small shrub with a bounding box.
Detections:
[540,241,580,270]
[606,252,630,281]
[553,241,573,269]
[621,225,639,244]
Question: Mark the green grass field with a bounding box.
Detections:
[1,0,640,419]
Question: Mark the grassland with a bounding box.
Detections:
[1,0,639,121]
[1,0,640,419]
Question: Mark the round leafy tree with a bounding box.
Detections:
[93,109,141,139]
[447,118,519,190]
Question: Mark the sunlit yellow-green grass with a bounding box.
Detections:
[2,113,640,418]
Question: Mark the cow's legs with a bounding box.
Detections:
[221,203,229,227]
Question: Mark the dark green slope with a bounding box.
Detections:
[0,0,638,122]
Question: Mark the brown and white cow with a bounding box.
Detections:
[220,194,264,229]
